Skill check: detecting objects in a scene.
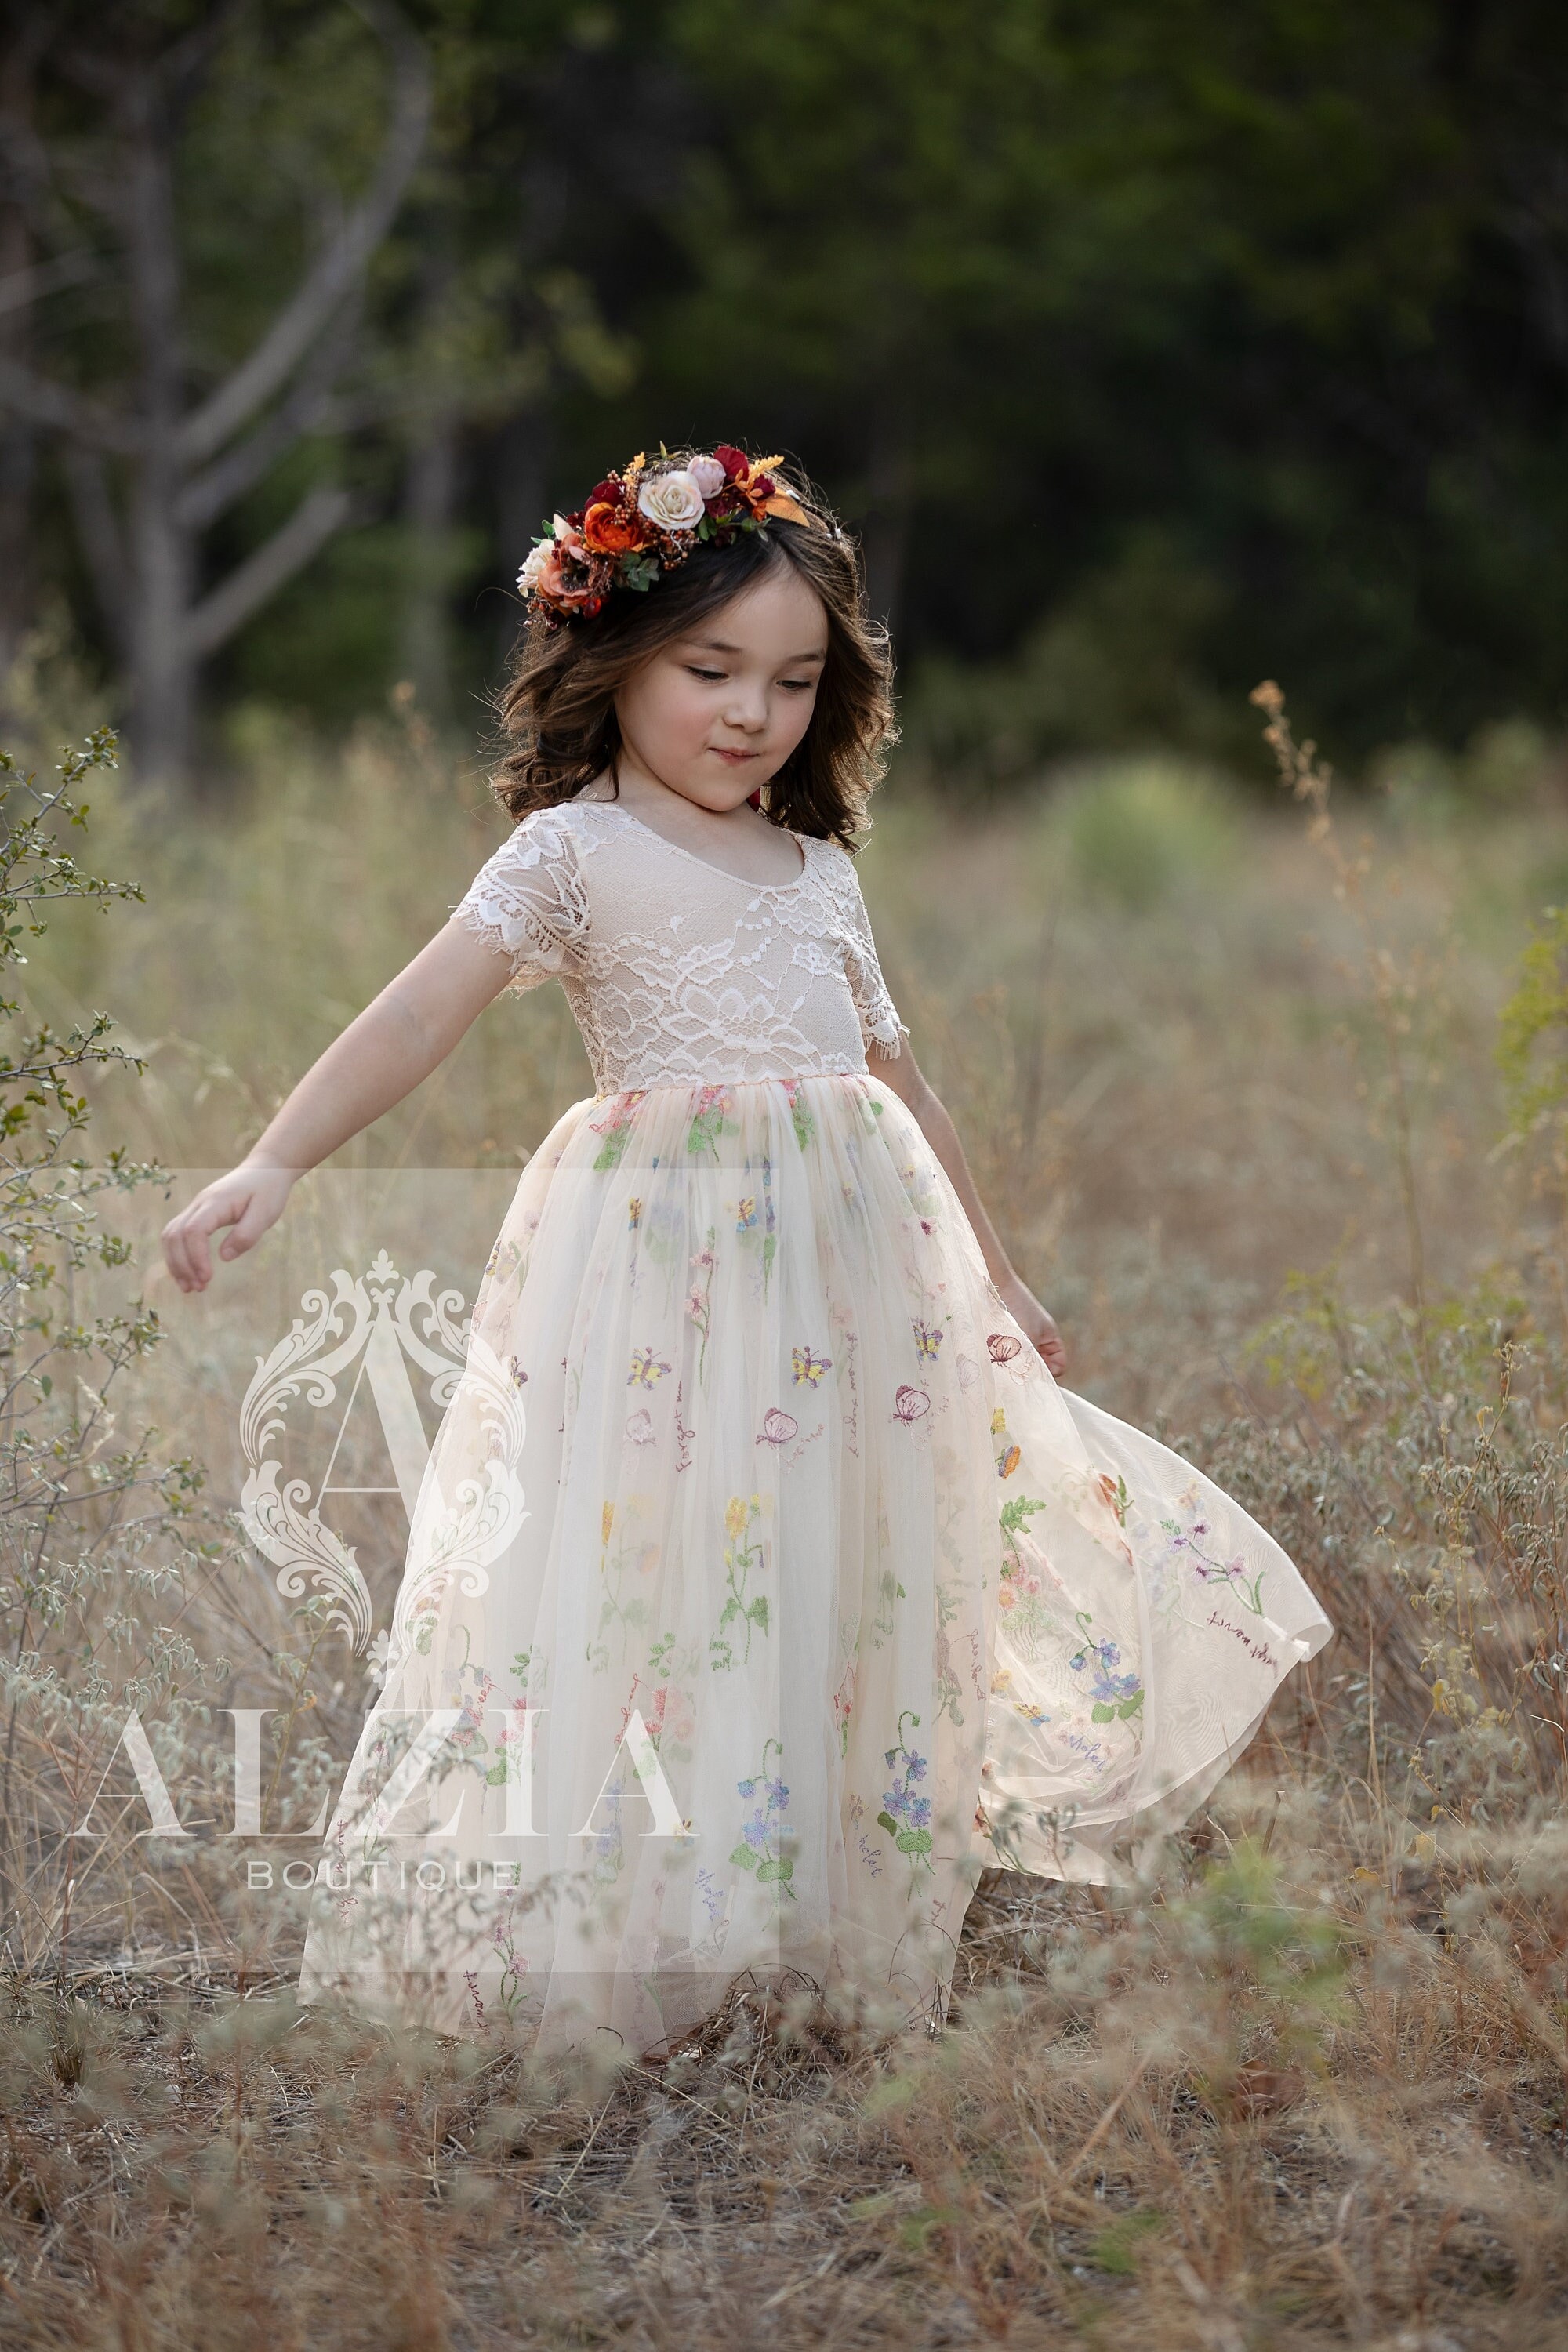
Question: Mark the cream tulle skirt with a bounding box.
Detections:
[296,1073,1332,2059]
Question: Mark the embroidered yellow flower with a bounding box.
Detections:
[601,1500,615,1548]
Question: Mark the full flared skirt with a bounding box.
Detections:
[296,1073,1333,2060]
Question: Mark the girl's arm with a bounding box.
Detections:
[160,920,517,1294]
[870,1039,1067,1379]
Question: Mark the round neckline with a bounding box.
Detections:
[583,796,811,893]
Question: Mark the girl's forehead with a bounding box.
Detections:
[675,571,829,655]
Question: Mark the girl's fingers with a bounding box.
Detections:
[219,1196,271,1259]
[162,1189,241,1291]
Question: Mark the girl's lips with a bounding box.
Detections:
[713,748,760,764]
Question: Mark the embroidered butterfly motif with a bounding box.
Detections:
[628,1345,672,1388]
[912,1319,945,1362]
[791,1345,832,1386]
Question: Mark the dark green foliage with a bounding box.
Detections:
[9,0,1568,770]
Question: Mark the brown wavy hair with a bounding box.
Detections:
[488,455,896,850]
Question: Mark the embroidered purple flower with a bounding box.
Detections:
[1161,1502,1269,1616]
[876,1711,936,1887]
[1067,1611,1145,1724]
[880,1762,932,1831]
[729,1741,796,1893]
[1081,1640,1140,1708]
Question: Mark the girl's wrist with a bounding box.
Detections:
[238,1149,304,1181]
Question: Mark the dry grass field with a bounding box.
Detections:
[2,686,1566,2348]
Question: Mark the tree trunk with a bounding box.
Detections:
[1,7,430,794]
[859,397,913,648]
[398,408,460,721]
[122,64,197,789]
[0,44,37,702]
[492,405,550,674]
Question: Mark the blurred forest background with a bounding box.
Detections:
[4,0,1568,792]
[7,12,1568,2339]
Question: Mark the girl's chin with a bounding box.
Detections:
[659,775,768,814]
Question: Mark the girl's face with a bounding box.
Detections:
[612,562,829,812]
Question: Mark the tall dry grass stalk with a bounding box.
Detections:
[2,688,1566,2345]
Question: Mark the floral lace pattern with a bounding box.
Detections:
[448,797,910,1094]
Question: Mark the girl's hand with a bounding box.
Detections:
[160,1161,298,1294]
[995,1270,1067,1379]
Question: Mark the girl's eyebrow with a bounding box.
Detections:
[684,636,826,662]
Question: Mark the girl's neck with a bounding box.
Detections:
[583,759,803,887]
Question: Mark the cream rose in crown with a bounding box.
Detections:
[636,468,707,533]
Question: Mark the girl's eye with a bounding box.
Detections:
[779,677,816,693]
[686,666,727,682]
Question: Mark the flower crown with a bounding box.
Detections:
[516,445,815,624]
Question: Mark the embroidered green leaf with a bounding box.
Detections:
[592,1126,633,1171]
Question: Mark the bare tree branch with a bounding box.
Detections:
[58,442,129,659]
[183,481,352,660]
[55,0,250,109]
[176,293,363,532]
[176,5,430,468]
[0,249,96,319]
[0,357,138,451]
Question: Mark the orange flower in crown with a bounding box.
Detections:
[517,445,815,624]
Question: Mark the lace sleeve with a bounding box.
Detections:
[448,808,590,997]
[831,846,909,1062]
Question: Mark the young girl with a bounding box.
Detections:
[162,446,1332,2063]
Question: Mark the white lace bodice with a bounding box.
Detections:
[447,794,910,1095]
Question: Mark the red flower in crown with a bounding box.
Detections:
[516,445,817,626]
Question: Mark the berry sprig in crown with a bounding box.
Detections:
[516,445,815,624]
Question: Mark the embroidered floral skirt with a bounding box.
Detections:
[296,1073,1333,2059]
